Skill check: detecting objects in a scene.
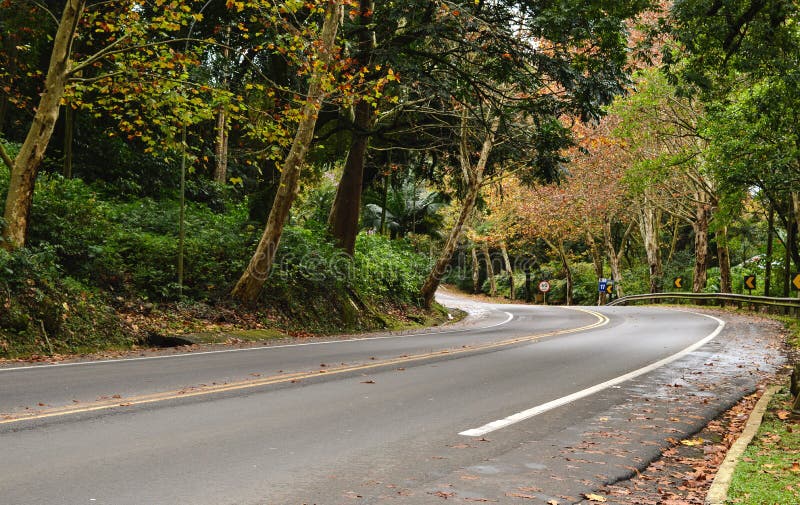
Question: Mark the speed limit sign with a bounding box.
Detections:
[538,280,551,293]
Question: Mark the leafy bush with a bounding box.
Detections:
[354,233,431,304]
[0,246,138,358]
[28,175,115,277]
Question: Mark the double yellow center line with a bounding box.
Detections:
[1,308,608,426]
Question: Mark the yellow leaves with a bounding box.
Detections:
[680,438,704,447]
[226,0,245,12]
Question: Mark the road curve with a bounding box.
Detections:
[0,295,780,504]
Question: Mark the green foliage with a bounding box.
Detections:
[28,175,114,277]
[354,233,430,305]
[0,246,138,358]
[362,176,447,239]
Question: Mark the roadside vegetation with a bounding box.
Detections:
[1,2,798,371]
[728,388,800,504]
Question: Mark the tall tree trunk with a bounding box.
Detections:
[638,197,663,293]
[213,27,231,184]
[231,1,341,302]
[471,245,480,294]
[213,107,229,183]
[63,104,74,179]
[667,215,680,264]
[421,177,481,307]
[420,114,499,308]
[380,172,388,235]
[765,203,774,296]
[482,242,496,297]
[328,99,372,254]
[586,231,604,304]
[603,217,631,298]
[501,241,513,300]
[785,219,793,298]
[327,0,375,255]
[717,225,732,293]
[692,202,711,293]
[2,0,84,250]
[554,239,573,306]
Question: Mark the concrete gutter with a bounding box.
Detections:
[705,385,781,505]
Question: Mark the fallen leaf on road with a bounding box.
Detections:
[547,500,559,505]
[429,490,455,499]
[583,493,607,502]
[361,380,375,384]
[505,492,536,499]
[680,438,704,447]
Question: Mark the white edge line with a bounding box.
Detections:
[459,311,725,437]
[0,311,515,373]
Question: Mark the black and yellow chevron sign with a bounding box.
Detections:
[674,277,683,289]
[743,275,756,290]
[792,273,800,291]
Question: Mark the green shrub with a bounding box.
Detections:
[0,246,137,358]
[354,233,430,305]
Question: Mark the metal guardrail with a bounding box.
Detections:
[607,292,800,310]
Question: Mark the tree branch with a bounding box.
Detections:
[0,140,14,171]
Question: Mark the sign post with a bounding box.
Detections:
[792,273,800,291]
[743,275,756,295]
[598,278,612,305]
[538,280,550,305]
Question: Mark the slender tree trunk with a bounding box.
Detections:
[692,202,711,293]
[603,218,630,298]
[231,1,341,302]
[327,0,375,255]
[785,220,793,298]
[471,245,480,294]
[482,242,496,297]
[213,108,229,184]
[717,225,732,293]
[421,177,481,307]
[555,239,573,306]
[420,114,499,308]
[667,215,680,265]
[2,0,84,250]
[213,27,231,184]
[63,104,74,179]
[638,198,663,293]
[586,231,604,304]
[765,204,774,296]
[501,241,513,300]
[380,172,388,235]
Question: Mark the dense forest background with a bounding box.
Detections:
[1,0,798,358]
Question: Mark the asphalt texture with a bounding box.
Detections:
[0,295,786,505]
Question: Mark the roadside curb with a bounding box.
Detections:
[705,384,781,505]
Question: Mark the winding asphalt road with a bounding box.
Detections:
[0,294,775,504]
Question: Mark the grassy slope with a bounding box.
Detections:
[727,314,800,504]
